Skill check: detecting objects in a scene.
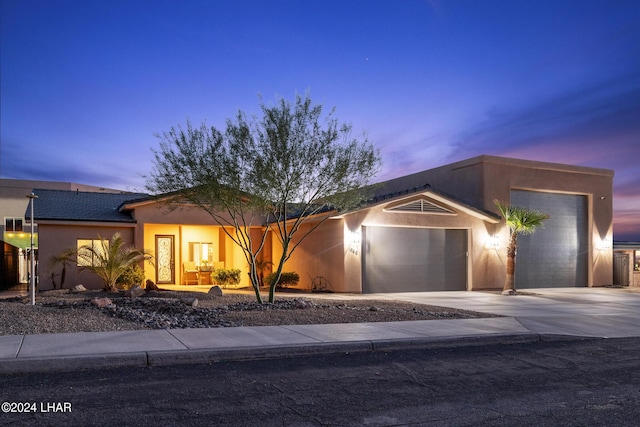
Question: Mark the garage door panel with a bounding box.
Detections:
[511,191,587,288]
[363,227,466,293]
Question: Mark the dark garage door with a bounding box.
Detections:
[362,226,467,293]
[511,190,588,288]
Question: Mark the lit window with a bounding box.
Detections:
[77,239,109,267]
[188,242,213,266]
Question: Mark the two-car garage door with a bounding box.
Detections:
[362,226,467,293]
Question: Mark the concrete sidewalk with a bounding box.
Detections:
[2,288,639,374]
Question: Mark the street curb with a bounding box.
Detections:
[0,352,148,375]
[0,332,555,374]
[370,332,541,352]
[147,341,373,366]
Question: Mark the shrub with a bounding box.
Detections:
[212,268,241,288]
[117,265,145,290]
[264,271,300,288]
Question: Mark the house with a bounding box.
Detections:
[0,179,131,291]
[1,155,617,292]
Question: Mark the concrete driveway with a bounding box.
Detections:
[360,288,640,338]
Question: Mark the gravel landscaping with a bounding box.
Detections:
[0,288,498,336]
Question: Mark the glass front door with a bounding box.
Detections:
[155,235,175,284]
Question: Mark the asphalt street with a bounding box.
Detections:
[2,337,640,426]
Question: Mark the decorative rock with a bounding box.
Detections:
[125,285,145,298]
[181,297,199,307]
[293,298,312,309]
[90,297,113,308]
[145,279,160,291]
[208,285,224,296]
[369,306,380,312]
[70,284,87,293]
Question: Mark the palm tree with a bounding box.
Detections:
[48,247,77,289]
[494,200,549,295]
[76,233,154,292]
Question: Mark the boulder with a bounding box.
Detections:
[90,297,112,308]
[125,285,145,298]
[208,285,224,296]
[181,297,199,307]
[70,284,87,293]
[145,279,160,291]
[293,298,313,309]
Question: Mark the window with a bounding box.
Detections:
[77,239,108,267]
[188,242,213,266]
[4,217,23,232]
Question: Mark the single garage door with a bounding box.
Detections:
[362,226,467,293]
[511,190,588,288]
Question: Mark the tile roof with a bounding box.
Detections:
[27,189,148,223]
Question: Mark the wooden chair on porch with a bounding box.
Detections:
[183,262,199,285]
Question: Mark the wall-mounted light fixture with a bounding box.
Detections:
[486,235,500,250]
[597,237,612,251]
[348,229,361,255]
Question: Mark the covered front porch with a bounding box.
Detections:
[141,224,268,288]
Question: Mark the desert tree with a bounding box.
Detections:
[494,200,549,294]
[147,93,381,303]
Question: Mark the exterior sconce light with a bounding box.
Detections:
[348,230,361,255]
[487,235,500,250]
[598,238,612,251]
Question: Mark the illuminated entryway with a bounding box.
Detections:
[143,224,250,287]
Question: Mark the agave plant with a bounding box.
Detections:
[76,233,154,292]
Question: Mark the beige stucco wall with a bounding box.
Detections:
[274,218,345,291]
[39,222,135,290]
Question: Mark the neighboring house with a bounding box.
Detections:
[1,155,617,292]
[0,179,131,291]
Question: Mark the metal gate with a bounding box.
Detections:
[613,253,630,286]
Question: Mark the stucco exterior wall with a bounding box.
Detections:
[277,219,345,291]
[39,222,135,290]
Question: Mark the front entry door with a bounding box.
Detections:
[155,235,175,284]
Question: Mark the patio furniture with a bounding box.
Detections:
[183,262,199,285]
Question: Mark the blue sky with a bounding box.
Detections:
[1,0,639,240]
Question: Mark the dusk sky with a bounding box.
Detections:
[1,0,639,240]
